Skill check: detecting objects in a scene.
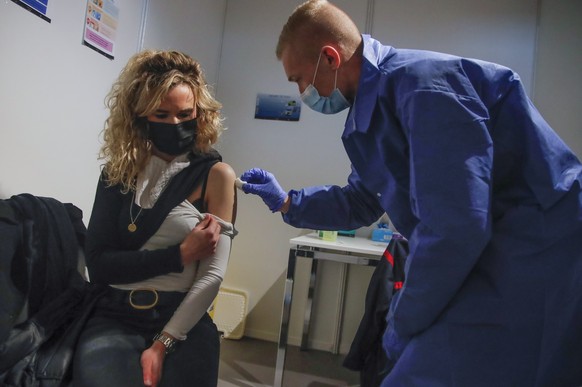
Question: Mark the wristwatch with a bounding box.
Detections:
[153,332,176,354]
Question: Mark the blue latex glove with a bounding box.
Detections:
[240,168,287,212]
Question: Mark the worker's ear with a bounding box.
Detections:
[321,45,341,70]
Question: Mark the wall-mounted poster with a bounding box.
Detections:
[83,0,119,60]
[11,0,51,23]
[255,94,301,122]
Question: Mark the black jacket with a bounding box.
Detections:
[343,236,408,387]
[0,194,105,387]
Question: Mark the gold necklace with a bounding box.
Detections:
[128,191,143,232]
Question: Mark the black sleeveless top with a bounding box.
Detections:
[85,149,222,284]
[190,169,211,212]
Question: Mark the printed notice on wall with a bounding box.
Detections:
[255,94,301,121]
[11,0,51,23]
[83,0,119,60]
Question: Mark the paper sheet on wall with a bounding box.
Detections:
[255,94,301,122]
[11,0,51,23]
[82,0,119,60]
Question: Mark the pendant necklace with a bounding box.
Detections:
[128,191,143,232]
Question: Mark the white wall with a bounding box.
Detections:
[216,0,370,350]
[217,0,581,354]
[371,0,538,93]
[533,0,582,158]
[0,0,226,220]
[0,1,145,218]
[142,0,227,86]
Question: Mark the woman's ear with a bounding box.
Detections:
[321,45,341,70]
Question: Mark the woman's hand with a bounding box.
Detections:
[179,215,221,266]
[141,340,166,387]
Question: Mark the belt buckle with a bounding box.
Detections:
[129,288,159,310]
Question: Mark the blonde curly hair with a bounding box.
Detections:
[100,50,224,192]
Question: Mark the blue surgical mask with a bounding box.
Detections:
[300,52,351,114]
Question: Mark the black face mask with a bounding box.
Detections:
[146,118,197,156]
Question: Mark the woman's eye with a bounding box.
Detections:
[154,114,168,119]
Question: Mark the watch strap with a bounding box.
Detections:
[153,332,176,354]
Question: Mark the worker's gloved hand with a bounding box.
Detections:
[240,168,287,212]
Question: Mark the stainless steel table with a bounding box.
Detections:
[274,233,389,387]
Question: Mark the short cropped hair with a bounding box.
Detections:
[276,0,360,61]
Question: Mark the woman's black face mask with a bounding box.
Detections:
[146,118,197,156]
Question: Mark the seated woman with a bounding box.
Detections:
[73,50,237,387]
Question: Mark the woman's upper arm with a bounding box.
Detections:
[205,161,237,223]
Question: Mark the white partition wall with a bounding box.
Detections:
[0,1,146,216]
[371,0,538,93]
[215,0,364,349]
[142,0,227,86]
[0,0,226,220]
[533,0,582,157]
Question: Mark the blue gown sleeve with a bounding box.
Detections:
[282,167,384,230]
[389,88,494,339]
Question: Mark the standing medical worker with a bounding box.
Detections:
[240,0,582,386]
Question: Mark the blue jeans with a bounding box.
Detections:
[72,288,219,387]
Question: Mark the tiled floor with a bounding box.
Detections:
[218,337,360,386]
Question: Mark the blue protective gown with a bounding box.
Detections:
[283,35,582,386]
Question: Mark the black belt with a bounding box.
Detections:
[104,286,185,310]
